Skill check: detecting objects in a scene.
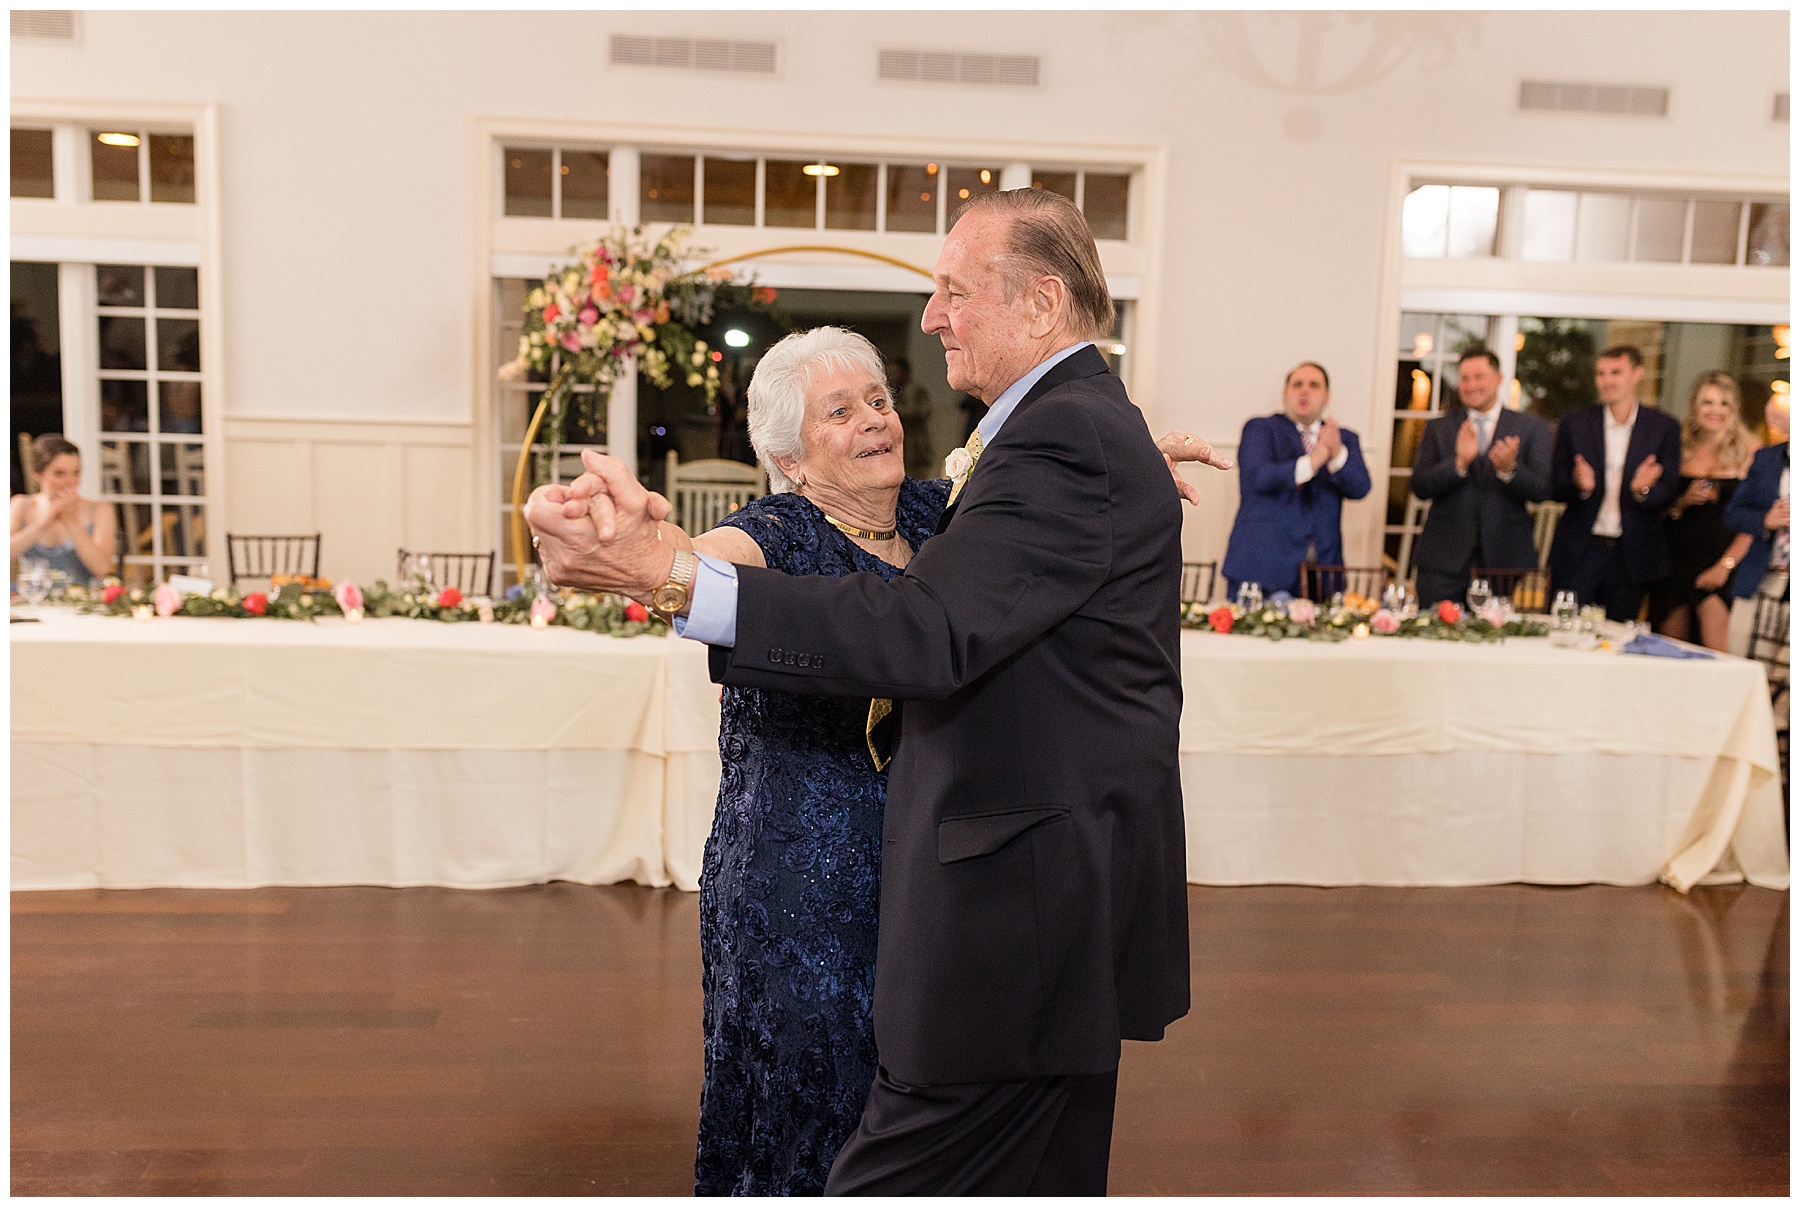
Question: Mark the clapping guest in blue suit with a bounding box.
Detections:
[1222,362,1372,598]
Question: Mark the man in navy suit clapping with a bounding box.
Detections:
[1222,362,1371,598]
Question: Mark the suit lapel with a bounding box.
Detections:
[934,345,1111,534]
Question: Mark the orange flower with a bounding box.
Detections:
[624,601,649,623]
[437,587,463,608]
[1436,600,1462,623]
[243,592,268,616]
[543,303,560,323]
[654,302,670,323]
[753,286,778,305]
[1208,605,1236,634]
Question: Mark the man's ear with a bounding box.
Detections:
[1029,276,1067,339]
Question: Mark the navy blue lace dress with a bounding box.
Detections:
[694,476,950,1197]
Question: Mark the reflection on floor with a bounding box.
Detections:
[10,882,1787,1195]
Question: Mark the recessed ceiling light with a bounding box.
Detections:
[97,132,140,148]
[802,163,840,177]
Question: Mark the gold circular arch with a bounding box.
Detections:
[509,244,937,579]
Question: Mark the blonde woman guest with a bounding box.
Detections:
[10,434,116,587]
[1648,372,1761,650]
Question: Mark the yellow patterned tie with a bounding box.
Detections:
[865,430,986,769]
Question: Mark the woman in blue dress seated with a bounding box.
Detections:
[10,434,117,588]
[658,327,948,1195]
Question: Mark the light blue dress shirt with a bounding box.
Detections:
[677,341,1094,648]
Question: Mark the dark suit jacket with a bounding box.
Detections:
[1220,413,1371,593]
[707,346,1190,1085]
[1548,403,1683,586]
[1410,406,1552,573]
[1725,441,1790,598]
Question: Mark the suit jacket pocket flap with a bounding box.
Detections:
[937,807,1070,864]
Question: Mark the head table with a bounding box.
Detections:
[10,611,1787,894]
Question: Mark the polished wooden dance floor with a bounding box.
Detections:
[12,883,1787,1195]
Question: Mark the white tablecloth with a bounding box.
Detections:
[12,612,721,891]
[11,612,1787,893]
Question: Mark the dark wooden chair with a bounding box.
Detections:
[226,533,321,587]
[1747,588,1789,806]
[1298,563,1388,604]
[397,549,495,598]
[1472,567,1552,613]
[1180,561,1219,607]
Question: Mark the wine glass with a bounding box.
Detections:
[1550,590,1579,645]
[1466,578,1493,616]
[1235,580,1262,612]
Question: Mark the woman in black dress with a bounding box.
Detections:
[1650,371,1760,650]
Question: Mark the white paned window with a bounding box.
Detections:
[94,264,207,587]
[87,128,195,205]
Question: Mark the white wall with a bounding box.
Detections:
[13,10,1789,582]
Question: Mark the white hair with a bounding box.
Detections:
[747,326,890,493]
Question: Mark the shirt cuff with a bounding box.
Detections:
[1326,445,1350,474]
[1496,467,1515,483]
[1294,455,1316,486]
[672,553,738,647]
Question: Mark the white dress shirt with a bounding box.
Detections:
[1291,419,1349,486]
[677,342,1094,648]
[1591,402,1638,539]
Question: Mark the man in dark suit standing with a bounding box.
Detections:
[1548,345,1684,620]
[1409,346,1553,606]
[1220,361,1371,597]
[528,189,1215,1194]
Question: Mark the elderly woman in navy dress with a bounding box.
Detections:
[661,327,946,1195]
[660,327,1224,1194]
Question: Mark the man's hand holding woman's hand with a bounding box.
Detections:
[524,450,676,600]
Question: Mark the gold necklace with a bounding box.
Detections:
[822,512,897,542]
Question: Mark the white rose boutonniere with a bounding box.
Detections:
[944,447,974,482]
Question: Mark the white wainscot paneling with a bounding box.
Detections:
[224,418,475,589]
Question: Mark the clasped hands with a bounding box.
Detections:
[524,450,673,603]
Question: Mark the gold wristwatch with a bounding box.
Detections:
[652,548,698,619]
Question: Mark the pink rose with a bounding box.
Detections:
[578,306,599,326]
[1478,603,1507,627]
[560,332,581,353]
[334,580,363,612]
[1286,598,1317,625]
[616,284,637,305]
[153,582,181,617]
[1371,609,1400,635]
[530,596,557,622]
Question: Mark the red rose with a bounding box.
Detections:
[243,592,268,616]
[102,584,125,605]
[1208,606,1236,634]
[437,587,463,608]
[542,303,560,323]
[1437,600,1462,623]
[753,286,778,304]
[624,601,649,624]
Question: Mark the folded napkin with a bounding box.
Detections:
[1621,633,1714,660]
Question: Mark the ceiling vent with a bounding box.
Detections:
[879,49,1040,87]
[1775,93,1790,123]
[1519,79,1668,117]
[11,10,77,40]
[609,35,776,75]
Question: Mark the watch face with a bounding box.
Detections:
[652,584,686,613]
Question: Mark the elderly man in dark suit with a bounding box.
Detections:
[1221,361,1372,598]
[1548,345,1684,621]
[527,189,1221,1195]
[1409,346,1553,606]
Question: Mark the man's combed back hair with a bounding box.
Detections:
[955,189,1115,341]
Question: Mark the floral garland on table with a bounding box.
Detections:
[500,225,778,470]
[1181,596,1550,643]
[61,577,670,637]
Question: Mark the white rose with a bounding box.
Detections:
[944,448,973,480]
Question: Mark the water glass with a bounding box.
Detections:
[1550,590,1579,645]
[1579,604,1606,633]
[1235,581,1262,612]
[1466,578,1493,615]
[16,558,49,607]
